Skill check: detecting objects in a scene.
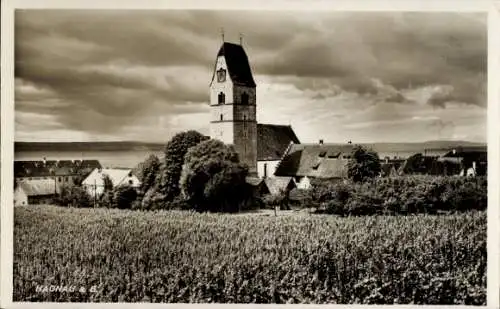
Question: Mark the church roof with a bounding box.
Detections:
[257,124,300,161]
[274,144,354,178]
[217,42,256,87]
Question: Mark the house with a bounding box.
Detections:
[14,179,57,206]
[82,168,141,197]
[245,176,270,196]
[264,176,296,195]
[441,146,487,176]
[380,162,400,177]
[274,142,355,189]
[14,159,102,194]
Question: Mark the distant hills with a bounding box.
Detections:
[14,140,486,154]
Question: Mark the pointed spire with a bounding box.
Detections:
[220,28,225,42]
[239,32,243,45]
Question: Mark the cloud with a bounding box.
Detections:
[14,10,486,142]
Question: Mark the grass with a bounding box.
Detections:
[14,205,486,304]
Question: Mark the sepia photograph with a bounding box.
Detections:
[9,8,488,305]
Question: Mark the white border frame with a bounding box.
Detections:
[1,0,499,308]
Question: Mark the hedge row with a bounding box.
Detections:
[310,176,487,216]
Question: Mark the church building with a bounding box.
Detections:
[209,41,300,178]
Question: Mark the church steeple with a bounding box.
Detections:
[209,39,258,176]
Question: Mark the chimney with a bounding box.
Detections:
[319,139,324,145]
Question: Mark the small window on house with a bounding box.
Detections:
[218,92,225,104]
[220,114,223,121]
[241,92,249,104]
[58,177,62,182]
[243,115,247,121]
[129,180,133,185]
[64,176,68,181]
[312,162,320,170]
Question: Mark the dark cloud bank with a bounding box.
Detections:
[15,10,486,140]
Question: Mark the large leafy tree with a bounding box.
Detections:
[179,139,251,213]
[155,130,208,201]
[347,145,381,182]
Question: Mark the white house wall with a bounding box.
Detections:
[14,187,28,206]
[257,160,281,179]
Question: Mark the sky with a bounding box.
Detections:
[14,10,487,143]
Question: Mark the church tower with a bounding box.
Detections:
[209,41,258,176]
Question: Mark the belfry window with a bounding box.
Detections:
[220,114,223,121]
[218,92,225,104]
[241,92,249,104]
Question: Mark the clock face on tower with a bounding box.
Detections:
[217,69,226,82]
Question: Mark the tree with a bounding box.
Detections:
[179,139,251,213]
[99,173,115,207]
[155,130,208,201]
[136,154,160,195]
[113,185,138,209]
[102,173,114,192]
[346,145,381,182]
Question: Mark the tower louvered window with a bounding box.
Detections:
[218,92,225,104]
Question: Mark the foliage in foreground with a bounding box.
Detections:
[310,175,487,216]
[14,205,485,304]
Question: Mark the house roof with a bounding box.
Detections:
[274,144,354,178]
[257,124,300,161]
[216,42,256,87]
[17,179,56,196]
[82,168,139,187]
[14,160,102,178]
[443,146,487,157]
[264,176,296,195]
[245,176,263,187]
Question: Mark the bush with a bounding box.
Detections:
[140,188,167,211]
[113,185,138,209]
[262,190,290,210]
[313,176,486,216]
[56,185,93,208]
[98,185,138,209]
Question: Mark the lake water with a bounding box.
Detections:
[15,150,165,169]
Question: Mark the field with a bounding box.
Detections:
[14,205,486,304]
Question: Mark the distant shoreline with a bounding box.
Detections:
[14,140,486,153]
[14,141,165,152]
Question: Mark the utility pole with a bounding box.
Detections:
[94,179,97,208]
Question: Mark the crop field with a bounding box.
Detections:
[14,205,486,304]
